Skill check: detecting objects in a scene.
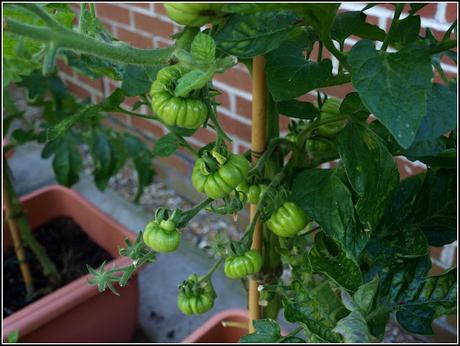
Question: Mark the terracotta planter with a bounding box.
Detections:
[3,185,139,342]
[181,309,249,343]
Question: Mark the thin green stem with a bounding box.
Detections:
[173,133,199,158]
[381,5,403,51]
[200,256,225,282]
[249,137,297,176]
[16,3,61,28]
[204,87,231,147]
[429,40,457,55]
[89,3,96,17]
[178,198,214,227]
[5,18,175,66]
[323,37,351,71]
[116,106,157,120]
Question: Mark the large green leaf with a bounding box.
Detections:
[266,42,333,101]
[121,64,164,96]
[214,11,299,58]
[333,310,372,343]
[309,233,363,291]
[413,83,457,143]
[123,134,155,203]
[153,133,180,157]
[90,132,127,190]
[396,267,457,335]
[388,15,421,48]
[348,40,433,149]
[296,4,340,39]
[337,121,400,231]
[52,134,83,186]
[410,168,456,246]
[283,281,347,342]
[378,174,425,236]
[291,168,369,258]
[277,100,319,120]
[331,11,386,43]
[240,319,305,343]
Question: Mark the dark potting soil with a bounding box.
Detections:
[3,216,113,318]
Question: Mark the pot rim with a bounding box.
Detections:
[3,185,137,337]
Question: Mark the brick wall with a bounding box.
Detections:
[56,3,457,335]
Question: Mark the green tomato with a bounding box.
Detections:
[177,274,216,315]
[266,202,309,238]
[224,249,263,279]
[305,137,337,154]
[236,183,267,204]
[143,219,180,253]
[150,65,208,129]
[164,3,224,27]
[192,153,251,199]
[317,98,347,137]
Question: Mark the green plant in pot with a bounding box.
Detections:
[4,2,457,343]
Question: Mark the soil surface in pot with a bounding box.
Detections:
[3,216,113,318]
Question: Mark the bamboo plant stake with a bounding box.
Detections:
[3,175,34,297]
[248,55,267,333]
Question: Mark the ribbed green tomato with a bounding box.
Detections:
[192,153,250,199]
[224,250,263,279]
[150,65,208,129]
[164,3,224,27]
[305,137,337,154]
[317,98,346,137]
[236,182,268,204]
[177,274,216,315]
[266,202,309,238]
[143,219,180,253]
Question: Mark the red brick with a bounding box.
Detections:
[157,155,190,176]
[446,3,458,22]
[156,39,172,48]
[56,58,75,77]
[413,3,437,18]
[320,83,354,100]
[215,92,231,110]
[219,113,252,142]
[109,112,130,125]
[428,264,447,276]
[430,246,444,260]
[155,3,167,16]
[95,3,130,25]
[237,143,251,155]
[395,157,426,180]
[116,27,153,48]
[280,116,290,132]
[132,3,150,10]
[236,96,251,118]
[134,12,174,38]
[76,73,104,91]
[214,67,252,92]
[192,128,216,145]
[65,80,92,100]
[131,116,164,138]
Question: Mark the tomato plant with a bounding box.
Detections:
[3,2,457,343]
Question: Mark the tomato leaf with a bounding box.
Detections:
[412,83,457,143]
[122,64,164,96]
[123,134,155,203]
[333,310,372,343]
[348,40,433,149]
[388,15,421,48]
[214,11,299,58]
[191,33,216,63]
[308,233,363,291]
[266,42,333,101]
[52,133,82,186]
[331,11,386,43]
[277,99,319,119]
[292,168,369,258]
[337,121,400,231]
[153,133,180,157]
